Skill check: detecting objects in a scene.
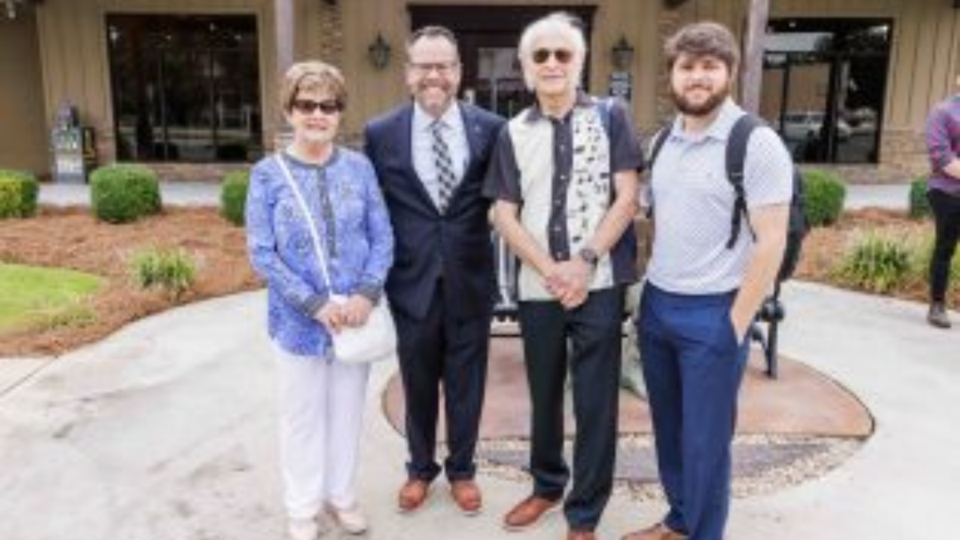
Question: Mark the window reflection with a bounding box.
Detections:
[107,15,261,163]
[762,20,891,164]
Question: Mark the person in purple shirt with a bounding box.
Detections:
[924,76,960,328]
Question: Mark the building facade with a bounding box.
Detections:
[1,0,958,180]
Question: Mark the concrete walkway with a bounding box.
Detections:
[1,282,957,540]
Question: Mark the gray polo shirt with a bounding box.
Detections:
[484,93,643,300]
[646,99,793,294]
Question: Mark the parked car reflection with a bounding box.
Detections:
[775,111,852,141]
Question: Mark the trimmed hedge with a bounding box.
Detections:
[90,164,162,223]
[908,176,931,219]
[0,169,39,218]
[803,169,846,227]
[220,170,250,226]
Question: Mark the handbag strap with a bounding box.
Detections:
[274,153,334,292]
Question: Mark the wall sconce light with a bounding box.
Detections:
[4,0,21,19]
[611,35,635,71]
[367,33,392,70]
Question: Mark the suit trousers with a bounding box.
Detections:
[275,347,370,519]
[637,283,749,540]
[517,286,623,532]
[395,280,490,482]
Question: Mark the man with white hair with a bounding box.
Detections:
[484,12,642,540]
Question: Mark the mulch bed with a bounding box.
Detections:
[0,206,260,356]
[0,206,950,357]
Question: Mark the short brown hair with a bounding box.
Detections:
[664,22,740,73]
[406,25,459,60]
[279,61,348,114]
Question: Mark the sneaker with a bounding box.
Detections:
[326,502,368,535]
[287,517,319,540]
[928,302,952,329]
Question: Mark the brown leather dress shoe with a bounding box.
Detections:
[502,495,560,531]
[567,530,598,540]
[620,522,687,540]
[397,479,431,514]
[449,479,483,515]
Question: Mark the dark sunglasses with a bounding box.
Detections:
[532,48,574,65]
[291,98,343,115]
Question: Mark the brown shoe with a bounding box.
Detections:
[928,302,952,329]
[449,479,483,516]
[620,522,687,540]
[567,530,598,540]
[397,479,431,514]
[502,495,560,531]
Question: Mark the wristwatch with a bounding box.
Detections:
[578,247,599,267]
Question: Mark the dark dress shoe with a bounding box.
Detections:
[449,479,483,515]
[502,495,560,531]
[397,479,431,513]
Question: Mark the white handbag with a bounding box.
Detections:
[275,154,397,364]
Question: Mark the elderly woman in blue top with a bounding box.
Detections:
[245,60,394,540]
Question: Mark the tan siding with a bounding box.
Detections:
[0,10,49,174]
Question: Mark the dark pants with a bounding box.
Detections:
[637,284,749,540]
[395,280,490,482]
[928,188,960,303]
[517,286,623,532]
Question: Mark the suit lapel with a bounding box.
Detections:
[460,104,484,182]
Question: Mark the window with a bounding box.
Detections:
[107,14,261,162]
[762,19,891,164]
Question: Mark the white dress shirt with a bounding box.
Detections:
[412,102,469,209]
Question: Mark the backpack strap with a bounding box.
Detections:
[725,114,763,248]
[593,96,613,135]
[647,124,671,168]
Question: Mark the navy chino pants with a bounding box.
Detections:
[637,283,749,540]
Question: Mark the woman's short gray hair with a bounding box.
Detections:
[517,12,586,91]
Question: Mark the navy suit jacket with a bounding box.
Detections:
[364,102,505,321]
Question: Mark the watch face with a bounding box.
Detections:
[580,248,598,265]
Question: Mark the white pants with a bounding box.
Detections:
[276,348,370,519]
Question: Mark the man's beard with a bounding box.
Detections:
[671,83,729,117]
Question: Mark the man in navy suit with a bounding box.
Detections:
[363,25,505,517]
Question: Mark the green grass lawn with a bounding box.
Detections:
[0,263,103,335]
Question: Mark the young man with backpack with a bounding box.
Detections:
[622,22,793,540]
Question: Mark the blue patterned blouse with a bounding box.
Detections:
[245,147,395,358]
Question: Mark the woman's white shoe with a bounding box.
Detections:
[325,503,368,535]
[287,517,319,540]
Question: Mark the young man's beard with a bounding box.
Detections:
[671,83,730,117]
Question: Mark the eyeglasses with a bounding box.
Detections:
[532,48,574,65]
[291,98,344,115]
[407,61,460,75]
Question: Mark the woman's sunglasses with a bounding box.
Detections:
[292,98,344,115]
[532,48,574,65]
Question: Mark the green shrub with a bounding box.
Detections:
[90,164,162,223]
[220,171,250,226]
[0,179,20,218]
[803,169,846,227]
[0,169,39,218]
[908,176,931,219]
[129,247,197,300]
[835,230,913,293]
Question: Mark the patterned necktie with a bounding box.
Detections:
[430,120,457,213]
